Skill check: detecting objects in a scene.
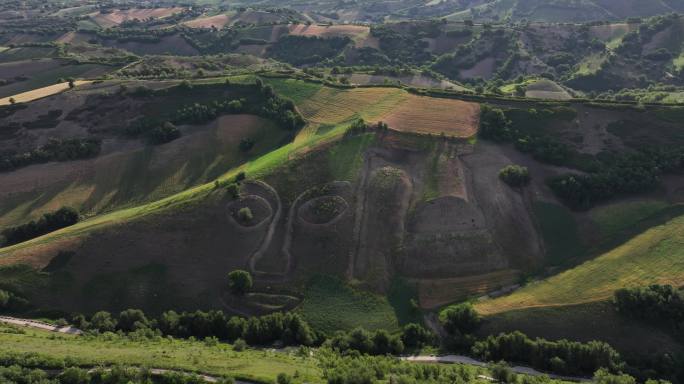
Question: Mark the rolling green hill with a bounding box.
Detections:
[476,205,684,315]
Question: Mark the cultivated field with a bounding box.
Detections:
[475,210,684,315]
[183,13,232,29]
[266,78,479,138]
[382,94,480,138]
[0,80,91,105]
[89,8,185,28]
[288,24,371,41]
[338,73,468,91]
[525,79,572,100]
[0,114,286,227]
[101,34,199,56]
[0,46,57,63]
[0,59,112,98]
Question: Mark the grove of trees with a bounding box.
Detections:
[2,207,79,246]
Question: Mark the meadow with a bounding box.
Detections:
[299,275,400,335]
[0,325,321,383]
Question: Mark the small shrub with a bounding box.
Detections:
[235,172,246,183]
[490,362,516,384]
[239,138,255,152]
[277,373,293,384]
[0,290,9,309]
[233,338,247,351]
[147,122,181,145]
[499,165,531,187]
[226,183,240,199]
[237,207,253,223]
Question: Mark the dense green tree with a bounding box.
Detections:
[237,207,253,223]
[227,270,253,295]
[2,207,79,246]
[499,165,531,187]
[0,290,9,309]
[400,323,434,349]
[117,309,150,332]
[439,303,481,335]
[90,311,116,333]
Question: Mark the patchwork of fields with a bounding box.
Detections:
[88,7,185,28]
[266,78,480,138]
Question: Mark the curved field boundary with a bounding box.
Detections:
[245,181,282,274]
[476,212,684,316]
[282,181,351,276]
[0,81,92,106]
[226,196,274,232]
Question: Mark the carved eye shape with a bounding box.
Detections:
[298,195,349,225]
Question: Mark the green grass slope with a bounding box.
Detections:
[0,325,321,383]
[0,78,374,259]
[476,205,684,315]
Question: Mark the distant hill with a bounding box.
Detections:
[443,0,684,22]
[262,0,684,23]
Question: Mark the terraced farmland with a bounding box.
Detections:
[475,210,684,315]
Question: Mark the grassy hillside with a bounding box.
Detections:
[299,275,400,335]
[0,324,321,383]
[476,206,684,315]
[0,78,399,256]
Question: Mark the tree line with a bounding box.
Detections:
[124,79,304,145]
[472,331,623,377]
[0,138,101,172]
[437,303,624,377]
[1,207,79,247]
[614,285,684,331]
[67,307,435,355]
